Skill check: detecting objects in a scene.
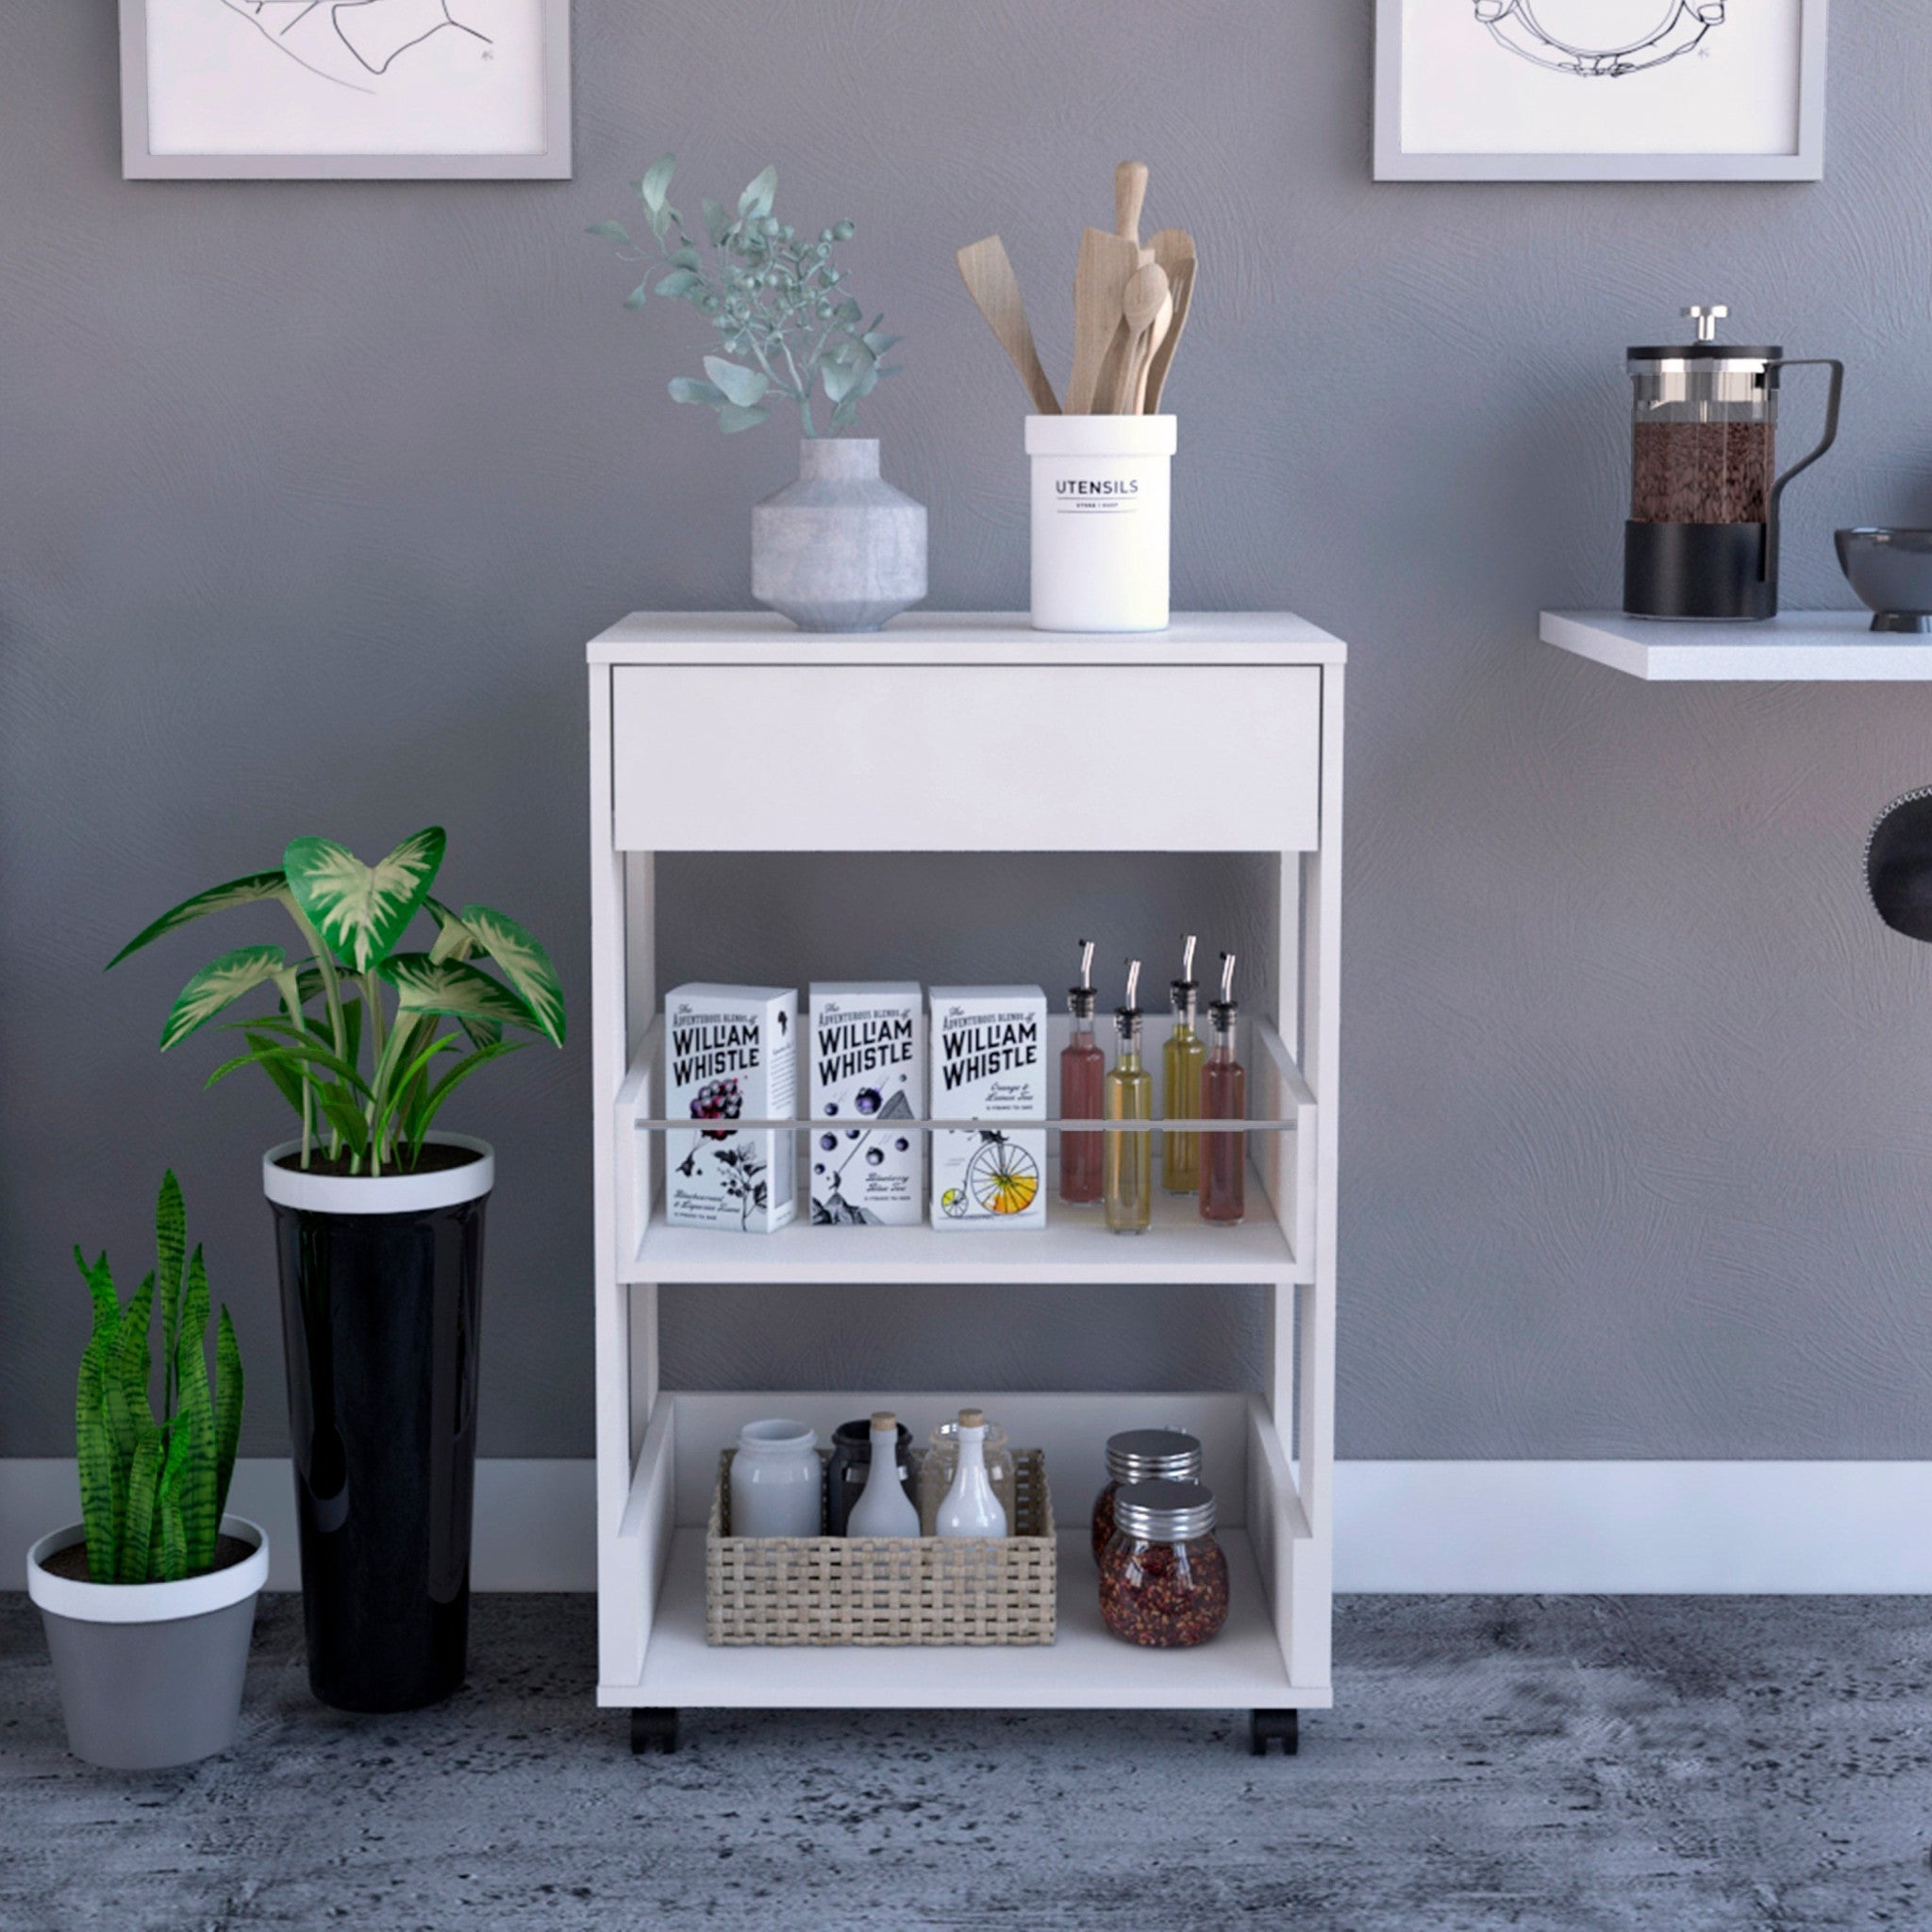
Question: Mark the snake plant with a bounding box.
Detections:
[75,1174,242,1585]
[110,827,566,1176]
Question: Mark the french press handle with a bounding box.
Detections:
[1761,357,1845,587]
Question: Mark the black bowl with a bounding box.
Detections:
[1836,528,1932,632]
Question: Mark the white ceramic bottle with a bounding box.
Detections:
[729,1420,822,1538]
[935,1408,1009,1540]
[845,1411,922,1539]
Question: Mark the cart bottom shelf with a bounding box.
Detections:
[607,1527,1329,1710]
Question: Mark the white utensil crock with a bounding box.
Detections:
[1026,414,1175,632]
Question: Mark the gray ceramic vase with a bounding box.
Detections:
[752,438,926,632]
[26,1515,268,1770]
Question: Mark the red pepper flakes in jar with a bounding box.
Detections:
[1091,1428,1204,1564]
[1099,1479,1228,1649]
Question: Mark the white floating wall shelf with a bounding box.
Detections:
[1541,610,1932,682]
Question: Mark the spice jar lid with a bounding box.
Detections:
[1112,1478,1216,1542]
[1106,1427,1203,1483]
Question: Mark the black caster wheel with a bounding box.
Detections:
[1250,1708,1299,1757]
[630,1707,680,1755]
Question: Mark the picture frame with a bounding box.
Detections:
[1374,0,1827,182]
[121,0,572,180]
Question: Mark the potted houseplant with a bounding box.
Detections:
[590,156,925,631]
[109,827,565,1712]
[26,1174,265,1771]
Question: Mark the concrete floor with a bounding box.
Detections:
[2,1593,1928,1930]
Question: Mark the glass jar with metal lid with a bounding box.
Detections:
[1098,1478,1228,1648]
[1091,1427,1203,1563]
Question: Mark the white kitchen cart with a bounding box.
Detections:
[588,611,1342,1756]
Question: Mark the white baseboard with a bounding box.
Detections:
[2,1459,598,1594]
[1334,1460,1932,1593]
[7,1457,1930,1594]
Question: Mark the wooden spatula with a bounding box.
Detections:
[1141,228,1197,413]
[957,236,1060,415]
[1066,225,1141,414]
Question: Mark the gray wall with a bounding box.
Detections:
[6,1,1932,1459]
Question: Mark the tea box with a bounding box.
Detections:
[664,983,797,1234]
[929,985,1047,1229]
[809,982,924,1226]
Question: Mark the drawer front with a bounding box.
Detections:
[611,665,1322,851]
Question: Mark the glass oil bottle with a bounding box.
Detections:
[1105,958,1154,1235]
[1199,953,1246,1225]
[1162,934,1204,1195]
[1059,941,1105,1206]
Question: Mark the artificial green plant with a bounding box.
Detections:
[75,1173,242,1585]
[589,155,903,437]
[109,827,565,1177]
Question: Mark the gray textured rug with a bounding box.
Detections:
[2,1592,1927,1929]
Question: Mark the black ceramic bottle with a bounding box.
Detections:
[824,1417,917,1537]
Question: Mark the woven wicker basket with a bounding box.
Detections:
[706,1447,1057,1646]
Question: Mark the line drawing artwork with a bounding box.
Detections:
[215,1,491,96]
[1472,1,1727,76]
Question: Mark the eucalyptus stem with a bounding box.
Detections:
[593,157,896,439]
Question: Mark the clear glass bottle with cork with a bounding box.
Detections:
[1198,952,1246,1225]
[1162,934,1204,1195]
[1059,940,1105,1206]
[1104,958,1154,1235]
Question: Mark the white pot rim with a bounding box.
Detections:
[1025,414,1176,458]
[261,1131,494,1215]
[27,1514,269,1624]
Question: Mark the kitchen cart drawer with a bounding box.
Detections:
[609,665,1323,851]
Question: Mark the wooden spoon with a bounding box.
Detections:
[1141,228,1197,413]
[1133,281,1175,413]
[956,235,1060,415]
[1108,261,1170,415]
[1091,161,1154,410]
[1066,225,1142,414]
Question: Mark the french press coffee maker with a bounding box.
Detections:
[1624,305,1843,622]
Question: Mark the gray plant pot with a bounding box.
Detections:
[752,437,927,632]
[26,1514,268,1770]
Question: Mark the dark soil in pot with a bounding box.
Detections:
[39,1534,257,1586]
[273,1142,484,1180]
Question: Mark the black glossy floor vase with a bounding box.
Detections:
[263,1135,494,1712]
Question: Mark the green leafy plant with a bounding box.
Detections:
[75,1174,242,1585]
[109,828,566,1177]
[589,155,903,437]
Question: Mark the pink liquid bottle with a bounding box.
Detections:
[1059,940,1105,1205]
[1199,952,1246,1225]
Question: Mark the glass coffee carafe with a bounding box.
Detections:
[1624,305,1842,622]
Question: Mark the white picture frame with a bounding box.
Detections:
[1374,0,1827,181]
[121,0,572,180]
